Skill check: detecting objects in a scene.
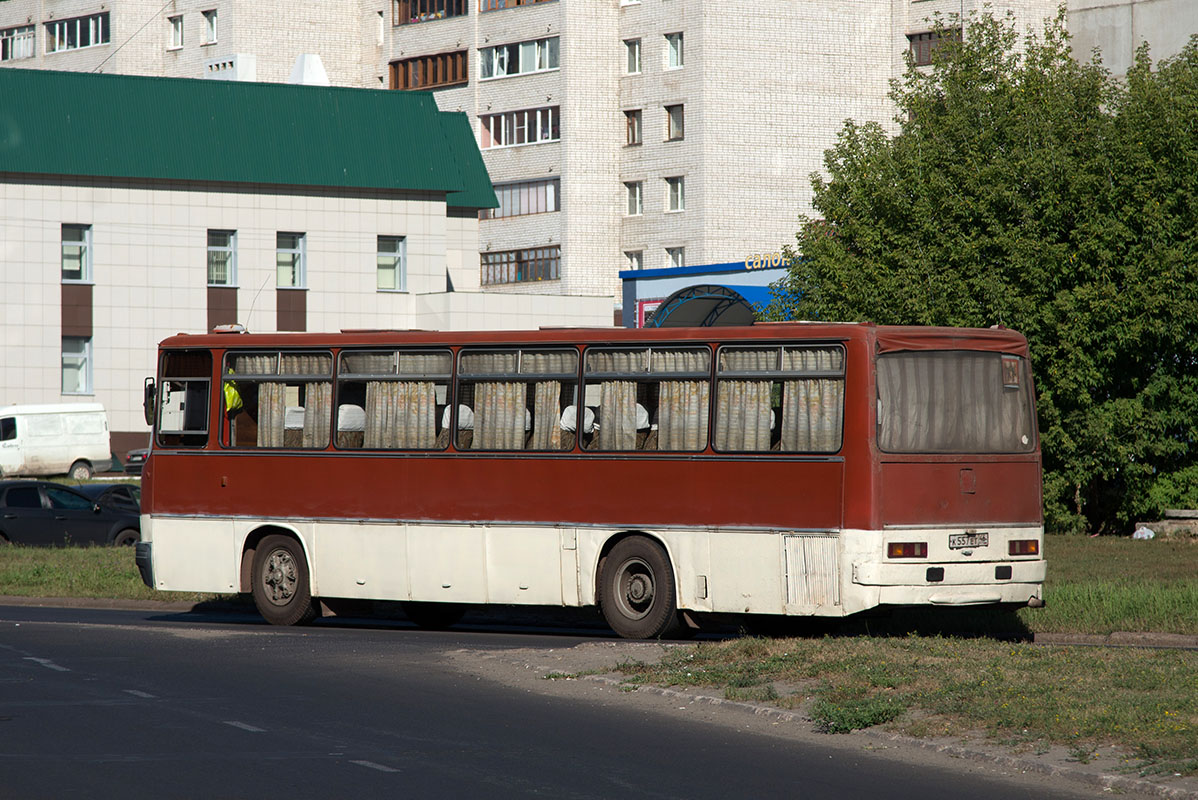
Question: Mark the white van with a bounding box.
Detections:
[0,403,113,480]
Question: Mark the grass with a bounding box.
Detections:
[617,635,1198,776]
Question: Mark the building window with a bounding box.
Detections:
[625,182,643,216]
[377,236,407,291]
[666,176,685,211]
[626,250,643,270]
[480,106,560,149]
[202,10,218,44]
[480,37,559,79]
[666,104,684,141]
[277,233,306,288]
[908,29,960,67]
[625,39,641,74]
[394,0,468,25]
[62,225,91,282]
[1,25,35,61]
[62,337,92,395]
[481,246,560,285]
[479,0,555,12]
[391,50,468,90]
[667,247,685,269]
[625,109,642,146]
[207,230,236,286]
[665,32,683,69]
[167,15,183,49]
[481,178,560,220]
[46,13,110,54]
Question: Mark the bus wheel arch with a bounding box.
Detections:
[596,532,683,640]
[245,528,318,626]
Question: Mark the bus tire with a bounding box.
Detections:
[68,460,92,480]
[111,529,139,547]
[401,601,466,630]
[599,536,683,640]
[252,534,318,626]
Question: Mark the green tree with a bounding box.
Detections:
[767,9,1198,534]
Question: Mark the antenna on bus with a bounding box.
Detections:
[245,273,272,332]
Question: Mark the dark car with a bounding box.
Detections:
[123,448,149,476]
[75,483,141,515]
[0,480,140,547]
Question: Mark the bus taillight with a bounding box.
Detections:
[1009,539,1039,556]
[888,542,928,559]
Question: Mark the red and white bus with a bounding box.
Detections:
[135,322,1045,638]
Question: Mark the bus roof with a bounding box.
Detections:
[156,323,1030,357]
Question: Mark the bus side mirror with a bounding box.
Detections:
[143,378,156,426]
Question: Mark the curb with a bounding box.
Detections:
[581,674,1198,800]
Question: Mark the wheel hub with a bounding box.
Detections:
[263,550,297,606]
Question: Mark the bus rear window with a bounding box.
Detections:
[877,351,1035,454]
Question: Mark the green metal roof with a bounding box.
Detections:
[0,68,496,209]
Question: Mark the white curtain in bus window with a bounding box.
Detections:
[715,348,775,451]
[530,380,562,450]
[472,382,525,450]
[655,349,710,452]
[363,382,436,448]
[598,380,637,450]
[339,351,448,450]
[780,347,844,453]
[227,351,332,449]
[876,351,1033,453]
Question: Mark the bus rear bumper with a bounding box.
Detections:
[134,542,154,589]
[853,560,1045,606]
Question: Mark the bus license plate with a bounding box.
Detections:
[949,532,988,550]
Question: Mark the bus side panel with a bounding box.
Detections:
[312,522,410,601]
[880,460,1042,526]
[145,517,240,593]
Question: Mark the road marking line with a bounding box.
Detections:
[124,690,155,699]
[223,721,266,732]
[24,657,68,672]
[351,760,400,773]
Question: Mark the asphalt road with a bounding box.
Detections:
[0,605,1103,800]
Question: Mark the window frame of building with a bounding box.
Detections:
[665,32,684,69]
[480,106,560,149]
[907,29,961,67]
[394,0,469,25]
[377,235,407,292]
[479,0,555,13]
[625,250,643,271]
[665,104,684,141]
[625,109,642,146]
[61,224,92,283]
[62,336,93,395]
[666,176,685,212]
[276,232,307,289]
[666,246,685,269]
[391,50,469,90]
[167,15,183,49]
[207,230,237,287]
[45,13,110,54]
[480,178,561,220]
[479,36,559,80]
[625,38,641,74]
[1,25,35,62]
[202,9,218,44]
[481,246,561,285]
[625,181,643,216]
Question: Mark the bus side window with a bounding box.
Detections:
[713,345,844,453]
[584,347,710,452]
[457,348,578,452]
[336,349,451,450]
[225,352,333,449]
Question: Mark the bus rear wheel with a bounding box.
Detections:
[599,536,683,639]
[252,535,318,626]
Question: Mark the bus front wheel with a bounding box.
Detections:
[252,535,318,626]
[599,536,683,639]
